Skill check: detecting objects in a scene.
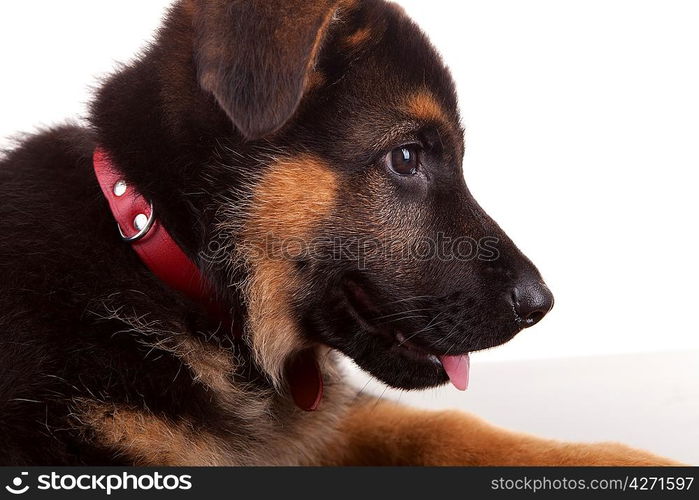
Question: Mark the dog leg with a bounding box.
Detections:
[322,399,681,466]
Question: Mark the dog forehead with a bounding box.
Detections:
[322,0,461,127]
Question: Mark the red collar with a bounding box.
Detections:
[93,148,323,411]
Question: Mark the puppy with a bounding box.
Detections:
[0,0,676,465]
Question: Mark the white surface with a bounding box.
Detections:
[344,351,699,464]
[1,1,698,363]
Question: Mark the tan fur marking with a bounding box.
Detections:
[405,91,450,125]
[323,400,682,466]
[247,154,337,239]
[78,402,232,466]
[305,70,327,90]
[243,156,338,385]
[102,307,236,395]
[344,27,372,47]
[171,336,235,394]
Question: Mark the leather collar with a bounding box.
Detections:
[93,148,323,411]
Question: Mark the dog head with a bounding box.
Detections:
[187,0,555,389]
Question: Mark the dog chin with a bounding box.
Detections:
[350,342,452,390]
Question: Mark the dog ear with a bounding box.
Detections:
[193,0,341,140]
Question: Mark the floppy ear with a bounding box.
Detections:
[193,0,341,140]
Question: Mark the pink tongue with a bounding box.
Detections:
[439,354,470,391]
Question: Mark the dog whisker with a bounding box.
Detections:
[377,315,430,327]
[374,308,432,320]
[379,295,436,307]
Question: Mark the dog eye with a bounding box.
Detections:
[386,145,421,176]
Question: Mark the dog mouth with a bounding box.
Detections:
[396,332,471,390]
[343,278,471,391]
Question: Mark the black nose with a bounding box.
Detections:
[512,278,554,327]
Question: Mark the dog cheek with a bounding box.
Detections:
[349,170,430,274]
[241,155,338,384]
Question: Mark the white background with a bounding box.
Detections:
[1,1,698,462]
[2,0,697,362]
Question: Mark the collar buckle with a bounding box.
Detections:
[117,201,156,242]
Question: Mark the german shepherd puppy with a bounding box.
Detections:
[0,0,676,465]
